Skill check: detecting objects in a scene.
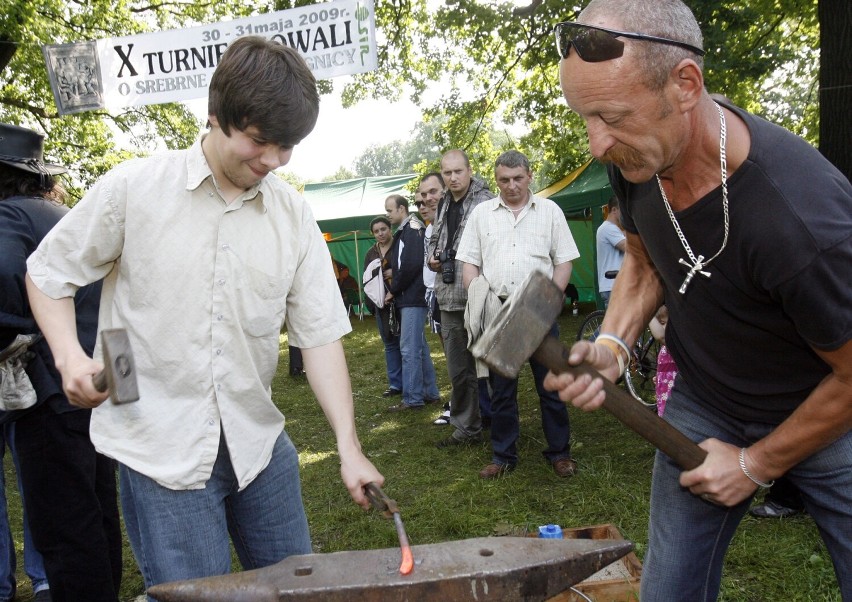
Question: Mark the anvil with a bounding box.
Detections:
[147,536,633,601]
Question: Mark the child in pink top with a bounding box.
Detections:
[649,306,678,417]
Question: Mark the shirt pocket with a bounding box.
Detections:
[239,266,290,338]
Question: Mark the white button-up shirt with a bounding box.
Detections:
[456,193,579,298]
[27,138,350,490]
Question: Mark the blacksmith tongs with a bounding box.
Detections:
[364,482,414,575]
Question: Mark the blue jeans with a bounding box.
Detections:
[120,430,311,599]
[399,305,439,406]
[0,424,49,601]
[643,378,852,601]
[488,324,570,467]
[375,308,402,392]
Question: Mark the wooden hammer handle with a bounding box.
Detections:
[533,336,708,470]
[92,369,108,393]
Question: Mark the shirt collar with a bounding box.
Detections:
[185,133,269,211]
[495,191,537,211]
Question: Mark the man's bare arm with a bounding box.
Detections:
[302,340,384,509]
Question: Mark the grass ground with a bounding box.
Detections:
[3,308,842,601]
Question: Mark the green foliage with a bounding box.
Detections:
[0,0,822,189]
[0,0,241,201]
[325,165,357,181]
[344,0,820,184]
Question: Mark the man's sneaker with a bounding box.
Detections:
[433,407,451,425]
[748,500,804,519]
[382,388,402,398]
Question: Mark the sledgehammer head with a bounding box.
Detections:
[92,328,139,403]
[471,271,564,378]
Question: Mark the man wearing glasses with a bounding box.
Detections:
[545,0,851,599]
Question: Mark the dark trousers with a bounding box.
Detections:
[488,324,570,467]
[288,345,303,372]
[14,405,122,602]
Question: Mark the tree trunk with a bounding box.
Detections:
[818,0,852,180]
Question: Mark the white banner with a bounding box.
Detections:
[42,0,377,115]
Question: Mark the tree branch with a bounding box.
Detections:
[0,96,58,119]
[513,0,543,18]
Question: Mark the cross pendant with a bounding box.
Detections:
[678,256,711,294]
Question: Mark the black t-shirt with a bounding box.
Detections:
[445,194,465,250]
[613,104,852,424]
[1,196,102,418]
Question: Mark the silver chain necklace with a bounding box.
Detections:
[656,102,729,294]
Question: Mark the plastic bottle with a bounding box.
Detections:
[538,524,564,539]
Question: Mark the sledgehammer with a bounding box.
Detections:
[471,271,706,470]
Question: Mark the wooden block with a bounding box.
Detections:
[540,523,642,602]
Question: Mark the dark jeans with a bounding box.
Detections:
[14,405,122,602]
[643,379,852,600]
[288,346,303,372]
[488,324,570,467]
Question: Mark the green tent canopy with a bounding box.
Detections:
[538,159,613,306]
[306,174,416,233]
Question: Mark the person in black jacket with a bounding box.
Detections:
[383,195,440,410]
[0,123,121,601]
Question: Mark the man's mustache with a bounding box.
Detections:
[600,146,646,171]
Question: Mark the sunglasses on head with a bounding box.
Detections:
[554,21,705,62]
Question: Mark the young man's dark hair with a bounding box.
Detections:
[207,36,320,147]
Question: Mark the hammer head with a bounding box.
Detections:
[471,271,564,379]
[99,328,140,403]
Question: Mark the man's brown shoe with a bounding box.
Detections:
[552,458,578,478]
[478,463,515,479]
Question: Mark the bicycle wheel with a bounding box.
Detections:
[576,309,606,342]
[624,328,660,406]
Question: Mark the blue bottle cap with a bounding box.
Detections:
[538,524,563,539]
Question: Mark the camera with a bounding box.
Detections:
[436,248,457,284]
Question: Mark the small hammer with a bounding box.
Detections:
[471,271,706,470]
[92,328,139,404]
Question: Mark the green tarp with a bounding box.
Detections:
[539,160,614,306]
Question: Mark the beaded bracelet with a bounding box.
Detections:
[738,448,774,488]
